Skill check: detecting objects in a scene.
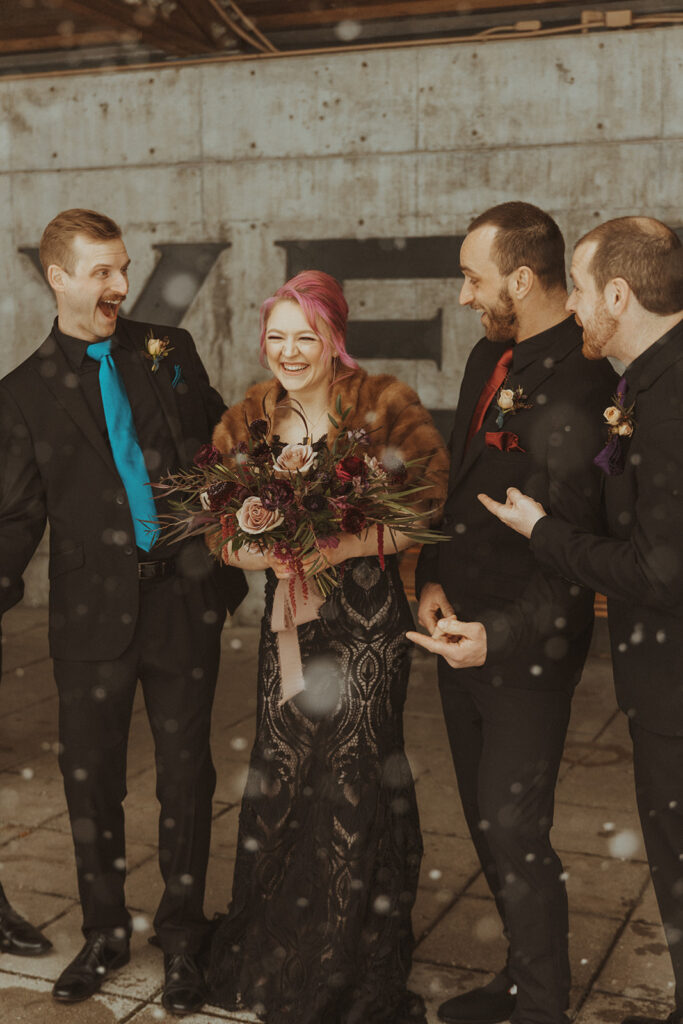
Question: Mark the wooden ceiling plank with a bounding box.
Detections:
[0,31,130,55]
[56,0,217,56]
[249,0,578,29]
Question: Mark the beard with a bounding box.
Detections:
[580,299,618,360]
[478,287,517,342]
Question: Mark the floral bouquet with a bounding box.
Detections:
[155,395,445,601]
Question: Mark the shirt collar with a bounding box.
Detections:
[623,319,683,393]
[511,315,578,373]
[53,318,121,371]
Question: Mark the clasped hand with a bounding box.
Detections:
[406,583,487,669]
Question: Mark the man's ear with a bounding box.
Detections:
[604,277,631,316]
[510,265,534,301]
[47,264,66,293]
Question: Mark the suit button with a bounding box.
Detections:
[124,545,134,556]
[115,495,126,506]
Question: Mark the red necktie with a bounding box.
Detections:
[466,345,514,448]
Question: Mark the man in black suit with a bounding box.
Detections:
[0,209,246,1015]
[481,216,683,1024]
[409,202,615,1024]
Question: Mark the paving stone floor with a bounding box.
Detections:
[0,605,675,1023]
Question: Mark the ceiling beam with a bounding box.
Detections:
[0,31,130,55]
[56,0,218,56]
[251,0,579,29]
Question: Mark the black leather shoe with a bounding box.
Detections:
[438,972,516,1024]
[52,931,130,1003]
[162,952,206,1016]
[0,888,52,956]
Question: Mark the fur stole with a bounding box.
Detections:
[213,369,448,516]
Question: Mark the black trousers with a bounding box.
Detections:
[629,719,683,1020]
[439,664,572,1024]
[53,572,226,954]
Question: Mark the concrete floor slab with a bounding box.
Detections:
[0,970,143,1023]
[0,605,675,1023]
[594,916,676,1003]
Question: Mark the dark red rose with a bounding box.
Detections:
[200,481,238,512]
[335,456,367,483]
[340,506,367,533]
[248,418,269,440]
[194,443,222,467]
[250,440,272,465]
[261,481,295,511]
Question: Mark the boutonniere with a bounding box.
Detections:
[494,385,532,428]
[603,395,635,439]
[594,390,635,476]
[144,333,173,373]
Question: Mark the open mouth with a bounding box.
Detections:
[99,299,121,320]
[281,362,309,375]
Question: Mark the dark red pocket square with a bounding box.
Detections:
[485,430,526,453]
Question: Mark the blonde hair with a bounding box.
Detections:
[39,208,122,277]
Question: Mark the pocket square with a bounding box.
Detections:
[485,430,525,453]
[171,364,185,389]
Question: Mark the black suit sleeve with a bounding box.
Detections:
[530,416,683,609]
[0,385,46,617]
[415,425,454,598]
[180,329,227,431]
[478,395,607,661]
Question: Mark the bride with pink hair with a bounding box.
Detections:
[206,270,448,1024]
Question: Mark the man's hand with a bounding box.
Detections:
[406,618,487,669]
[416,582,455,635]
[478,487,547,539]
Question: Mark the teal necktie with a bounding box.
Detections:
[87,339,158,551]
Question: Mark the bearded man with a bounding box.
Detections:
[409,202,615,1024]
[481,216,683,1024]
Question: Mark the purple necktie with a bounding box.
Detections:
[593,376,627,476]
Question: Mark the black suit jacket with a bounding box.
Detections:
[531,320,683,734]
[416,316,617,690]
[0,316,246,661]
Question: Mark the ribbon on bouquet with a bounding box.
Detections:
[271,576,325,705]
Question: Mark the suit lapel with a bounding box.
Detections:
[448,325,579,495]
[32,332,116,472]
[449,342,506,494]
[117,319,186,460]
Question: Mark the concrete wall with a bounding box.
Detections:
[0,26,680,607]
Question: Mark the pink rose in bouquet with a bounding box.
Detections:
[274,443,317,476]
[236,496,284,535]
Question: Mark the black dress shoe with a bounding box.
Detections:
[52,931,130,1003]
[0,888,52,956]
[438,972,517,1024]
[162,952,206,1016]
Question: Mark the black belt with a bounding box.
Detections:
[138,558,176,580]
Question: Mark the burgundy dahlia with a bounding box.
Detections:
[193,443,222,467]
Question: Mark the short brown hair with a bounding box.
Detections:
[468,201,566,291]
[39,208,122,276]
[578,216,682,315]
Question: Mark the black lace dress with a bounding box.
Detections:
[206,553,427,1024]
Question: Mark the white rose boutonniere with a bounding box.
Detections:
[144,333,173,373]
[495,385,532,428]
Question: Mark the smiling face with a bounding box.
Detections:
[566,241,617,360]
[264,299,332,399]
[51,232,130,341]
[459,225,518,342]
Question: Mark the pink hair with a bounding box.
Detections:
[259,270,359,371]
